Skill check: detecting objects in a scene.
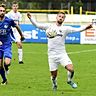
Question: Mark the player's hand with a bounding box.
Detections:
[27,12,31,19]
[85,24,93,30]
[21,36,25,41]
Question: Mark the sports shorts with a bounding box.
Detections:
[0,43,12,59]
[48,53,72,71]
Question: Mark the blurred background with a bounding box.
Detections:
[1,0,96,25]
[1,0,96,13]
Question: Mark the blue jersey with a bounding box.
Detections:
[0,16,16,59]
[0,16,16,44]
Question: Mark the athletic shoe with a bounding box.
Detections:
[67,81,77,88]
[52,78,57,91]
[19,61,24,64]
[1,80,8,85]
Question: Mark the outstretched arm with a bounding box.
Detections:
[67,24,93,33]
[80,24,92,32]
[27,13,49,30]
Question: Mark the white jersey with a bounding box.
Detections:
[6,10,22,42]
[6,10,22,25]
[30,18,87,56]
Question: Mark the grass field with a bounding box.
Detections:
[0,43,96,96]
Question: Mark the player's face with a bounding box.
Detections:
[12,4,18,12]
[0,7,5,18]
[56,13,66,25]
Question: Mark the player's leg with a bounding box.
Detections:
[4,44,12,74]
[4,58,11,74]
[12,28,24,64]
[60,53,77,88]
[65,64,74,82]
[16,42,23,64]
[51,70,58,90]
[0,51,7,85]
[65,64,77,88]
[48,56,58,90]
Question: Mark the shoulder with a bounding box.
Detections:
[4,16,10,20]
[17,11,22,15]
[7,10,13,14]
[6,10,13,17]
[4,16,14,22]
[17,11,21,14]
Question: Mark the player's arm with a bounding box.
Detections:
[15,25,25,41]
[27,13,49,30]
[69,24,92,33]
[10,18,24,41]
[79,24,92,32]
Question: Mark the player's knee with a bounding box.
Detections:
[17,42,22,48]
[65,64,74,72]
[5,62,11,66]
[18,45,22,49]
[68,68,74,72]
[4,59,11,65]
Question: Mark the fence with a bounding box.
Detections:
[6,7,96,24]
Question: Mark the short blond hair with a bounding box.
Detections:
[12,1,18,5]
[58,10,65,15]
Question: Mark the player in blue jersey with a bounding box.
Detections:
[0,4,24,85]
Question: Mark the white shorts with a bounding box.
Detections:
[12,28,21,42]
[48,53,72,71]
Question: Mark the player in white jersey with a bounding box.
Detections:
[6,1,24,64]
[27,11,92,90]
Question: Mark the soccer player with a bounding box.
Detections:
[6,1,24,64]
[27,12,92,90]
[0,4,24,85]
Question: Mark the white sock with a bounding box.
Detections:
[67,71,72,82]
[18,48,23,62]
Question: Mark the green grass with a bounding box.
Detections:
[0,43,96,96]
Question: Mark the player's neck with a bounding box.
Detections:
[0,17,5,21]
[13,10,18,13]
[56,22,62,26]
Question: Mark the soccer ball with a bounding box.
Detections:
[46,28,57,38]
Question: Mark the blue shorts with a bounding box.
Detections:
[0,43,12,59]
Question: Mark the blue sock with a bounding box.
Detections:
[0,68,7,81]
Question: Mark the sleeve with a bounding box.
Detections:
[66,25,88,33]
[30,17,49,30]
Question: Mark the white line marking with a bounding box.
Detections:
[68,49,96,54]
[13,49,96,55]
[13,51,47,54]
